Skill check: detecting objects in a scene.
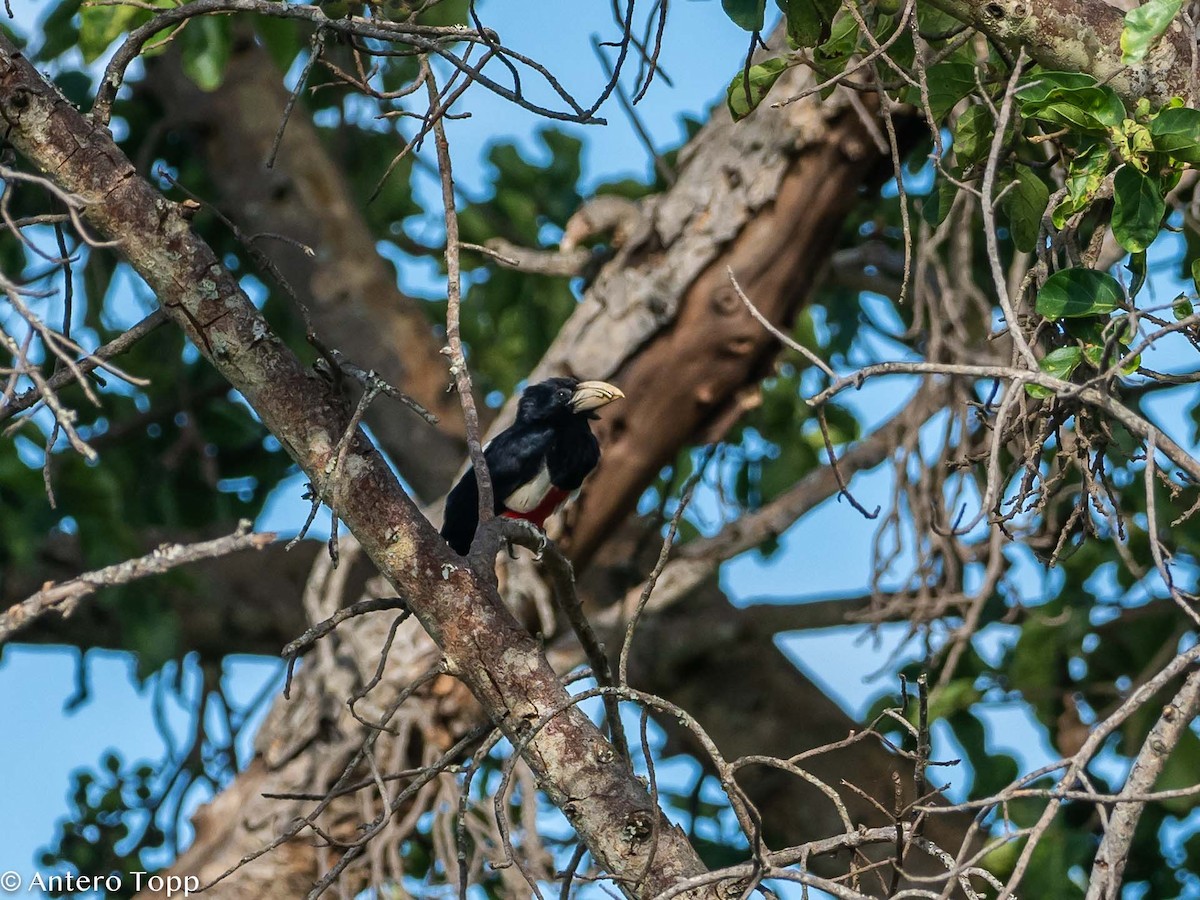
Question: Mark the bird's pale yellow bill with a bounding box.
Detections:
[570,381,625,412]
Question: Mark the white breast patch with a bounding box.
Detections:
[503,462,553,513]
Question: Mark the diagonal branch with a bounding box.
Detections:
[0,36,716,899]
[1085,666,1200,900]
[0,521,274,646]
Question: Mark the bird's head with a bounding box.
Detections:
[517,377,625,422]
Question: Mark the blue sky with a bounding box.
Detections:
[3,1,1196,897]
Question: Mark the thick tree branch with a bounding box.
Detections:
[0,37,713,899]
[925,0,1196,105]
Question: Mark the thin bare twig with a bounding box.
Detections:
[0,521,274,645]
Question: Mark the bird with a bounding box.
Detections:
[440,377,625,555]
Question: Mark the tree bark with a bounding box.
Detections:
[925,0,1195,106]
[0,37,716,899]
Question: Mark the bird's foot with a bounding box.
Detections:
[531,529,547,561]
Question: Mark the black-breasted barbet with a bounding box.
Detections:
[440,377,624,555]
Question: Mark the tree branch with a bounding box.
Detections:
[0,36,715,899]
[142,35,468,500]
[0,522,274,646]
[925,0,1195,106]
[1085,666,1200,900]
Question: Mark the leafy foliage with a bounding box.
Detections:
[40,753,165,898]
[1120,0,1183,65]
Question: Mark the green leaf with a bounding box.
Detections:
[1016,71,1127,132]
[922,62,977,120]
[1112,118,1156,171]
[1111,166,1165,252]
[1121,0,1183,65]
[181,15,231,91]
[413,0,468,26]
[1036,268,1125,320]
[1109,313,1137,346]
[1082,343,1141,375]
[723,0,767,31]
[36,0,82,62]
[1000,164,1049,252]
[952,104,991,165]
[1127,250,1148,298]
[726,58,790,122]
[53,71,94,109]
[1177,290,1196,319]
[921,175,957,227]
[1053,142,1112,228]
[778,0,839,47]
[927,679,981,721]
[1063,315,1108,345]
[812,13,859,85]
[257,17,305,73]
[1148,107,1200,164]
[79,2,145,63]
[1026,346,1082,398]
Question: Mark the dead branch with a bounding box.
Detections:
[0,521,275,645]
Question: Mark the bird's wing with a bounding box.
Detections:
[440,425,557,554]
[546,426,600,491]
[486,426,555,512]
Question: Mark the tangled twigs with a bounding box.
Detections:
[328,349,440,425]
[807,362,1200,487]
[0,324,94,461]
[281,596,411,699]
[942,642,1200,900]
[0,521,275,645]
[2,274,152,468]
[285,352,438,561]
[90,0,606,128]
[0,308,166,421]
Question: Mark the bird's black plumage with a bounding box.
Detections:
[440,377,621,555]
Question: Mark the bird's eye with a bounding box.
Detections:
[557,389,571,401]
